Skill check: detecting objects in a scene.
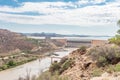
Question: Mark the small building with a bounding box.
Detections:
[91,40,109,46]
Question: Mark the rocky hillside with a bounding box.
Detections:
[0,29,36,55]
[49,45,120,80]
[62,45,120,80]
[60,48,95,80]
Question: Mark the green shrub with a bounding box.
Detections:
[106,64,120,73]
[59,57,68,65]
[97,56,107,67]
[92,68,103,77]
[7,60,16,67]
[79,46,87,52]
[49,62,61,74]
[60,59,73,74]
[0,68,3,71]
[37,71,68,80]
[49,58,74,75]
[109,35,120,45]
[1,65,8,70]
[114,64,120,72]
[87,46,120,67]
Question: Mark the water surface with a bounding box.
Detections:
[0,48,76,80]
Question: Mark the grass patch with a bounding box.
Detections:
[114,64,120,72]
[49,58,74,75]
[92,68,104,77]
[107,63,120,72]
[92,63,120,77]
[0,57,37,71]
[37,71,68,80]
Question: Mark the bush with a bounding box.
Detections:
[7,60,16,67]
[87,46,120,67]
[114,64,120,72]
[106,64,120,73]
[49,58,74,75]
[49,62,61,74]
[92,68,103,77]
[59,57,68,65]
[79,46,87,52]
[97,56,107,67]
[59,59,73,74]
[37,71,68,80]
[109,35,120,45]
[1,65,8,70]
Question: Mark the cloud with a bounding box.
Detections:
[0,0,120,26]
[91,0,106,4]
[13,0,18,2]
[77,0,105,4]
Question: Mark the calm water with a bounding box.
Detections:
[64,36,112,40]
[28,36,112,40]
[0,48,76,80]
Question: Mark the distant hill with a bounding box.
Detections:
[23,32,63,37]
[23,32,111,37]
[0,29,36,55]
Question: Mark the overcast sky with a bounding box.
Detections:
[0,0,120,35]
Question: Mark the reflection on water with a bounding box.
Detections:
[0,48,76,80]
[64,36,112,40]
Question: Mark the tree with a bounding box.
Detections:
[117,20,120,34]
[109,20,120,45]
[7,60,16,66]
[117,20,120,27]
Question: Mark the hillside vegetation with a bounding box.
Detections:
[44,45,120,80]
[0,29,36,55]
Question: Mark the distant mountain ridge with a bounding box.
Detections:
[23,32,112,37]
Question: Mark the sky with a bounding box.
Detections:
[0,0,120,36]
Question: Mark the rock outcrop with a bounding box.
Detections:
[61,49,96,80]
[60,46,120,80]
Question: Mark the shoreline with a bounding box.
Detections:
[0,56,38,72]
[0,48,77,72]
[0,48,76,80]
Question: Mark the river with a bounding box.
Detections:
[0,48,76,80]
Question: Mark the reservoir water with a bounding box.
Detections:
[28,36,112,40]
